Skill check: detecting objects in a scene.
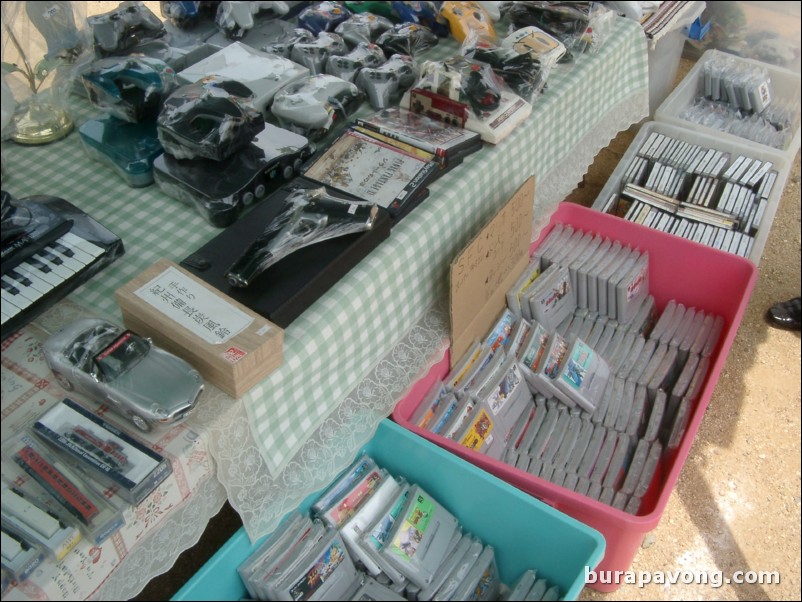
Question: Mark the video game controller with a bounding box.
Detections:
[325,42,386,83]
[215,1,290,39]
[262,27,315,58]
[271,74,364,141]
[471,43,544,101]
[376,22,438,57]
[88,1,166,57]
[297,1,352,35]
[438,1,495,44]
[390,1,450,37]
[355,54,418,109]
[290,32,349,75]
[334,12,394,46]
[159,1,219,30]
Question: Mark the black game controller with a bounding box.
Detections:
[355,54,418,109]
[375,22,438,58]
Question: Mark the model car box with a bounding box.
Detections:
[115,258,284,399]
[392,202,757,591]
[172,419,605,601]
[32,397,172,506]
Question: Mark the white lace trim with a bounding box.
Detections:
[207,304,450,541]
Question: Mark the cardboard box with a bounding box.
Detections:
[116,259,283,399]
[449,176,534,365]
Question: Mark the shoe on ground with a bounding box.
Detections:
[766,296,801,331]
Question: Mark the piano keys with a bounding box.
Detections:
[1,195,124,339]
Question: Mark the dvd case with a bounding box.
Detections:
[302,127,437,218]
[354,106,483,168]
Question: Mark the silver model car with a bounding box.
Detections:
[42,317,204,432]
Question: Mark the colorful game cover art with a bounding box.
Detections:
[390,493,435,561]
[487,365,521,415]
[543,337,568,379]
[325,470,383,527]
[561,340,593,390]
[522,324,549,371]
[485,310,516,352]
[365,489,408,551]
[461,408,494,451]
[289,539,346,601]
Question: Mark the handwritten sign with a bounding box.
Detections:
[134,266,253,345]
[449,177,535,365]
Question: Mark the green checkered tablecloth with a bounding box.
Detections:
[2,16,647,516]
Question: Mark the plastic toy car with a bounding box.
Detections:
[438,1,495,44]
[42,318,204,432]
[271,74,364,140]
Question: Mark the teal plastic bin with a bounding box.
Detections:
[173,419,605,601]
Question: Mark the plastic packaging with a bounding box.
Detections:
[224,187,379,288]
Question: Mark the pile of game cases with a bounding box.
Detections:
[237,452,563,601]
[411,222,724,515]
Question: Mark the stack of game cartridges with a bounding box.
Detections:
[598,128,783,259]
[412,222,724,515]
[236,452,563,600]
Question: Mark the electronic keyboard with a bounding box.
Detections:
[1,195,124,339]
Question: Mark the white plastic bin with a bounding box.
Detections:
[591,120,790,264]
[655,48,802,163]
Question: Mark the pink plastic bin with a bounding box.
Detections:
[392,202,758,591]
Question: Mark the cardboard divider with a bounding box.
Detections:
[449,176,534,366]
